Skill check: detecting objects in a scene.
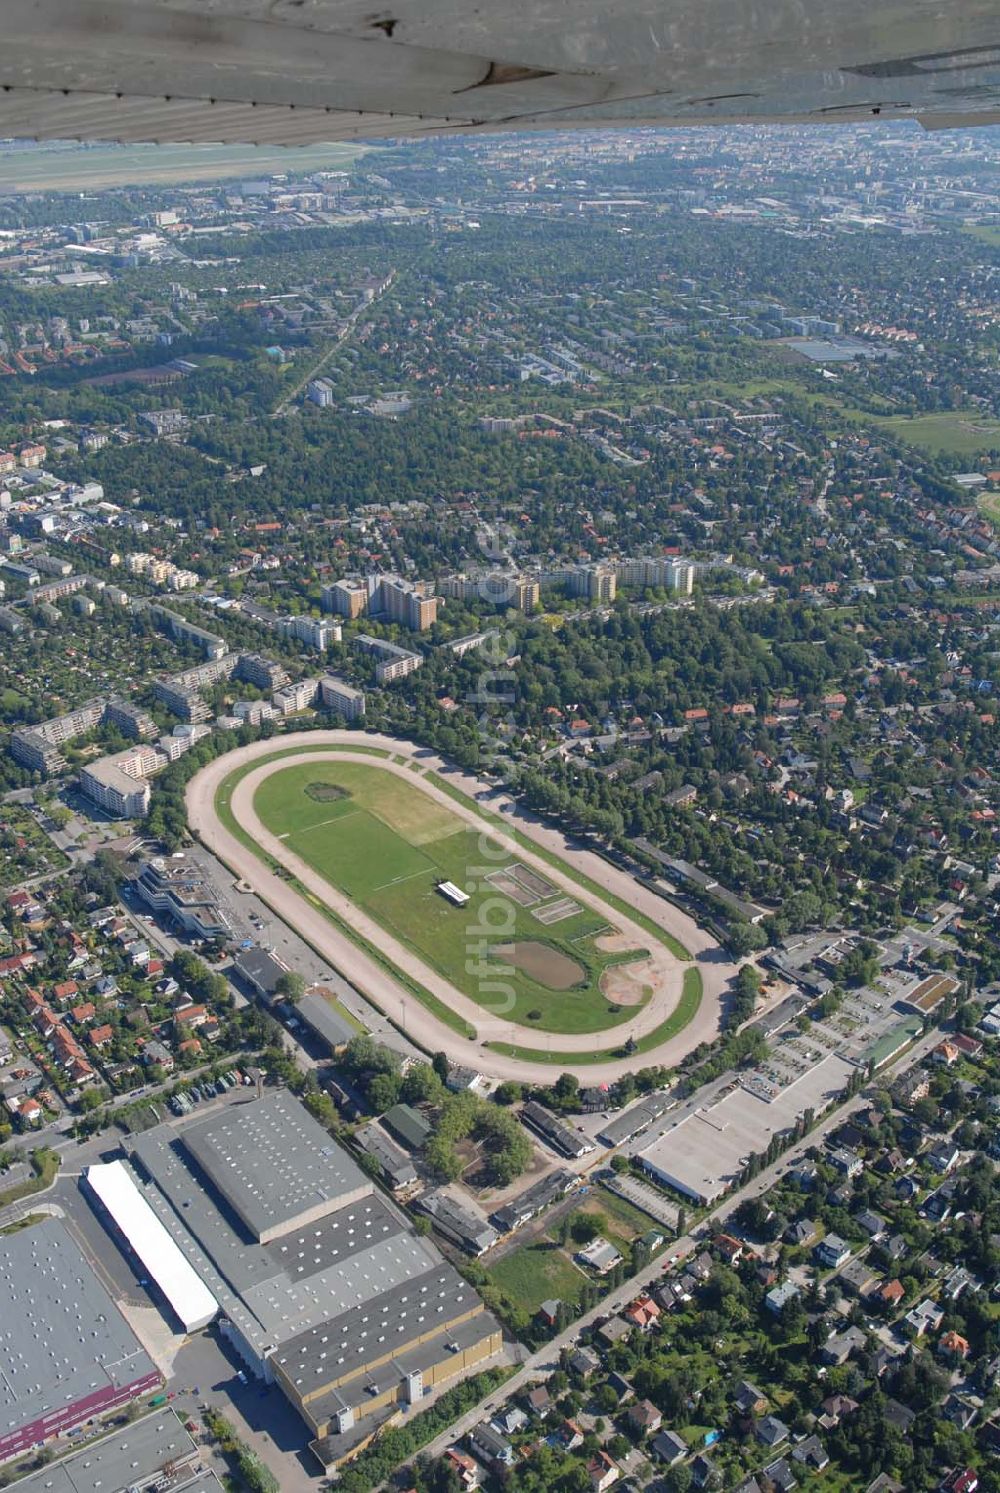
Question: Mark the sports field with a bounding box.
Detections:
[869,411,1000,458]
[251,759,652,1035]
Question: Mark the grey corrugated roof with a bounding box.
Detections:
[305,1310,501,1430]
[354,1123,418,1186]
[0,1219,155,1425]
[297,992,357,1052]
[12,1410,208,1493]
[128,1127,434,1347]
[231,946,288,995]
[597,1091,674,1147]
[274,1263,480,1386]
[383,1102,432,1151]
[183,1090,371,1240]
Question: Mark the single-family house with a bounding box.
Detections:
[755,1415,790,1449]
[628,1401,662,1435]
[651,1430,688,1465]
[587,1451,620,1493]
[814,1233,851,1269]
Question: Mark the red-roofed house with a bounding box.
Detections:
[624,1295,661,1332]
[12,1095,43,1126]
[941,1470,978,1493]
[587,1451,620,1493]
[173,1003,208,1029]
[879,1280,905,1308]
[67,1055,97,1087]
[0,951,39,977]
[715,1234,744,1265]
[32,1004,58,1039]
[444,1449,480,1490]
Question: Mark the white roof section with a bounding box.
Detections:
[86,1160,218,1333]
[437,880,470,906]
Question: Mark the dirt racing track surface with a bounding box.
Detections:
[186,731,732,1083]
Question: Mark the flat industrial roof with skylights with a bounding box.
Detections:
[95,1089,501,1470]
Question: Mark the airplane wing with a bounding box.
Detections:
[0,0,998,145]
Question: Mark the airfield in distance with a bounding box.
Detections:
[186,730,732,1082]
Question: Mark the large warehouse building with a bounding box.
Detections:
[11,1408,225,1493]
[101,1090,501,1469]
[0,1219,161,1463]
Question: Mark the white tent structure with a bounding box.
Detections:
[85,1160,218,1333]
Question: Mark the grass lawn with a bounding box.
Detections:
[487,1240,589,1314]
[250,759,651,1035]
[868,411,1000,457]
[426,771,691,960]
[963,225,1000,248]
[484,966,703,1063]
[592,1186,659,1239]
[0,140,370,192]
[213,748,475,1041]
[0,1148,60,1210]
[558,1188,655,1259]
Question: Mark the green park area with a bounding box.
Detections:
[248,759,656,1035]
[487,1186,659,1316]
[866,410,1000,459]
[484,965,703,1064]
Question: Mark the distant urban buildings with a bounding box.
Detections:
[79,723,211,817]
[439,555,695,610]
[11,695,157,775]
[125,551,199,590]
[307,377,335,407]
[242,600,342,653]
[319,674,366,720]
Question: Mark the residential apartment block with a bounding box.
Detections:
[354,634,423,684]
[322,573,439,632]
[11,695,157,775]
[319,675,366,720]
[147,604,228,661]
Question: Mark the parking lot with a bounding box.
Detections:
[618,974,920,1204]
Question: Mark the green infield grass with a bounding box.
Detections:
[484,966,703,1063]
[250,758,653,1035]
